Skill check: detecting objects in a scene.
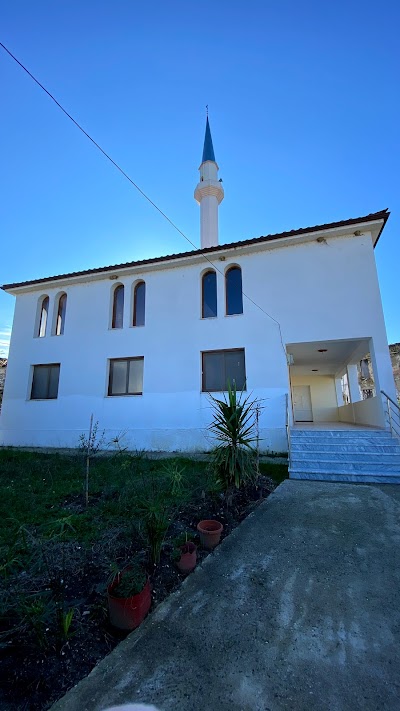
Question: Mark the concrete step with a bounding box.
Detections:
[291,452,400,464]
[290,437,393,447]
[290,459,400,473]
[290,443,400,453]
[291,429,390,439]
[289,469,400,484]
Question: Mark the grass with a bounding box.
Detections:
[0,447,289,590]
[0,449,205,548]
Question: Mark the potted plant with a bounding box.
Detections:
[108,563,151,630]
[197,519,223,550]
[172,534,197,574]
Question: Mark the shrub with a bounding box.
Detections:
[208,382,259,491]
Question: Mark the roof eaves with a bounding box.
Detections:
[1,209,389,292]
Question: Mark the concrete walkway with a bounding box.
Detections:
[51,481,400,711]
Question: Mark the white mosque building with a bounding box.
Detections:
[1,118,399,481]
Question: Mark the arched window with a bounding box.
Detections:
[37,296,49,337]
[55,293,67,335]
[112,285,124,329]
[133,281,146,326]
[225,266,243,315]
[202,270,217,318]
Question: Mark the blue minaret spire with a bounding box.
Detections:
[202,116,216,163]
[194,111,224,248]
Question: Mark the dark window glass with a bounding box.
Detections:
[226,267,243,315]
[31,364,60,399]
[202,349,246,392]
[56,294,67,335]
[202,271,217,318]
[38,296,49,337]
[112,285,124,329]
[133,282,146,326]
[108,358,144,396]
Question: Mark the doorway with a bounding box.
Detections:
[293,385,313,422]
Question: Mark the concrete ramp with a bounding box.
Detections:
[51,480,400,711]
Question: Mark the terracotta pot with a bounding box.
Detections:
[197,520,223,550]
[176,542,197,574]
[108,576,151,630]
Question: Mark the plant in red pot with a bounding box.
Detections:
[197,519,223,550]
[108,563,151,631]
[172,535,197,574]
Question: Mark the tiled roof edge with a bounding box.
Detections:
[1,209,389,291]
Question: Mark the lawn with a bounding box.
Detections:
[0,447,288,710]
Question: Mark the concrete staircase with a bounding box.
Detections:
[289,428,400,483]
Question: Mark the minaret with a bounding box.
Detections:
[194,116,224,249]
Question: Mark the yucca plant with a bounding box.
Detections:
[208,382,258,491]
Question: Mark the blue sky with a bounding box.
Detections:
[1,0,399,357]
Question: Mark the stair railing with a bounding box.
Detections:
[381,390,400,441]
[285,393,292,467]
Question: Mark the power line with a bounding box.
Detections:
[0,41,286,354]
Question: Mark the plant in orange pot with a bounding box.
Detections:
[108,563,151,631]
[172,534,197,574]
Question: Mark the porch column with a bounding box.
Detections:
[335,378,344,407]
[347,364,361,403]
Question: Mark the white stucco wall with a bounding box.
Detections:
[0,230,395,451]
[290,375,339,422]
[338,396,385,428]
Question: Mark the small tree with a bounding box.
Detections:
[78,415,105,507]
[208,382,259,492]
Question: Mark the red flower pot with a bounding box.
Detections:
[176,542,197,574]
[197,520,223,550]
[108,576,151,631]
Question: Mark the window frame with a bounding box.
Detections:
[201,348,246,393]
[132,281,146,327]
[55,293,67,336]
[201,269,217,319]
[36,295,49,338]
[225,265,243,316]
[30,363,60,400]
[111,284,124,329]
[108,356,144,397]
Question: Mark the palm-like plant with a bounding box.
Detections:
[208,382,258,491]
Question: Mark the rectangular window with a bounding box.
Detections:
[31,364,60,400]
[202,349,246,392]
[108,357,144,396]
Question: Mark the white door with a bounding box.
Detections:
[293,385,313,422]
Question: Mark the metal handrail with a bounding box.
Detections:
[381,390,400,411]
[381,390,400,440]
[285,393,292,467]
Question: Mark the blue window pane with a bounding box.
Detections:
[202,271,217,318]
[226,267,243,315]
[112,285,124,329]
[133,282,146,326]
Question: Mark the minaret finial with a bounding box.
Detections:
[206,104,208,117]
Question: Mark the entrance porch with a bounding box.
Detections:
[286,337,387,430]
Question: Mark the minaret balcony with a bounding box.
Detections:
[194,181,224,205]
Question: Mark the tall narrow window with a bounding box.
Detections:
[56,294,67,335]
[202,270,217,318]
[112,285,124,329]
[38,296,49,337]
[133,282,146,326]
[225,266,243,315]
